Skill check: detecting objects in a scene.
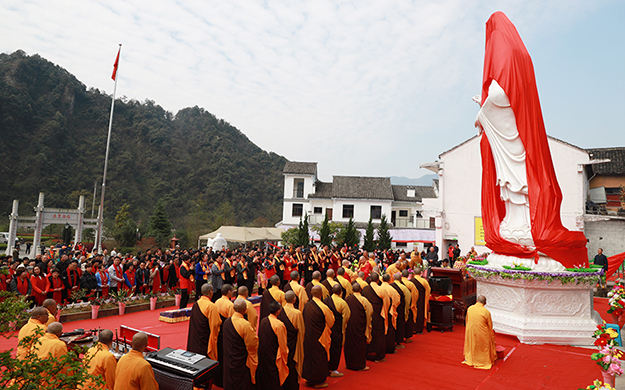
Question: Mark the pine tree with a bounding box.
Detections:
[319,213,331,247]
[377,214,392,250]
[148,201,172,246]
[363,217,376,252]
[337,218,360,248]
[301,214,310,245]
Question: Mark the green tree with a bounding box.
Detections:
[377,214,392,250]
[318,213,331,247]
[363,217,376,252]
[281,227,299,246]
[113,204,137,247]
[296,215,310,246]
[336,218,360,248]
[148,201,172,247]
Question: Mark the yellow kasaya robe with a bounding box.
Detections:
[381,281,400,329]
[463,302,497,370]
[288,280,309,311]
[269,285,287,306]
[283,302,305,378]
[311,279,329,300]
[114,349,159,390]
[337,275,353,296]
[401,276,419,320]
[245,299,258,332]
[16,318,46,360]
[81,342,117,390]
[385,264,400,279]
[413,275,431,323]
[356,277,368,289]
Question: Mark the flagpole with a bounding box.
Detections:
[96,44,121,254]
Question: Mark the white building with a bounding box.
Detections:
[420,135,613,258]
[278,161,437,250]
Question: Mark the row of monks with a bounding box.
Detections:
[187,265,432,389]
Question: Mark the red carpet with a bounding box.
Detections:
[1,305,604,389]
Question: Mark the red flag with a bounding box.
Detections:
[607,252,625,279]
[111,46,121,81]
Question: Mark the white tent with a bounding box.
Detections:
[198,226,286,247]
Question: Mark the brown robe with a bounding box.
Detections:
[260,290,277,321]
[283,282,299,309]
[323,295,344,372]
[391,282,406,345]
[344,294,369,370]
[411,278,427,333]
[302,298,334,385]
[256,315,288,390]
[361,285,386,361]
[279,308,300,390]
[186,296,221,360]
[223,319,252,390]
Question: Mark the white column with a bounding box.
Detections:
[32,193,45,256]
[6,200,19,256]
[74,195,85,244]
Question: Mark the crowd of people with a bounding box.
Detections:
[8,242,500,390]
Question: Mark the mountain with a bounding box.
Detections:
[390,174,437,186]
[0,50,287,244]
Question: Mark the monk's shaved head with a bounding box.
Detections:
[270,275,280,286]
[290,271,300,281]
[342,260,351,267]
[238,286,249,298]
[352,282,362,293]
[202,283,213,296]
[312,271,321,281]
[370,272,380,283]
[402,270,409,278]
[477,295,487,305]
[358,271,365,278]
[382,274,391,283]
[99,329,113,345]
[337,267,345,276]
[42,299,58,315]
[326,269,335,278]
[269,301,281,315]
[222,284,234,296]
[311,285,323,299]
[394,273,402,281]
[233,298,247,313]
[132,332,149,352]
[285,290,296,303]
[47,322,63,336]
[332,283,342,295]
[31,306,48,319]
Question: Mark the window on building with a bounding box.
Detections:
[370,205,382,219]
[313,207,322,214]
[292,203,303,217]
[399,209,408,217]
[343,205,354,219]
[396,242,407,248]
[293,179,304,198]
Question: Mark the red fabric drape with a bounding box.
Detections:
[479,12,588,268]
[607,252,625,279]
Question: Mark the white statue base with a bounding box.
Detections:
[472,269,601,345]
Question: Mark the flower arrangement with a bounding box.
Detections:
[592,322,620,347]
[467,264,603,285]
[111,288,133,304]
[580,379,616,390]
[591,345,624,376]
[502,263,532,271]
[607,282,625,317]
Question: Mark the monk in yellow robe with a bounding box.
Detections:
[16,307,49,359]
[114,332,159,389]
[238,286,259,332]
[42,299,58,327]
[283,271,308,311]
[302,285,335,389]
[36,322,70,387]
[81,329,117,390]
[281,291,305,390]
[463,295,497,369]
[336,267,353,297]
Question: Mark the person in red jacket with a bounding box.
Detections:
[30,265,48,305]
[46,268,65,303]
[11,266,33,306]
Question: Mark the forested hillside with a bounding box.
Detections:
[0,50,287,244]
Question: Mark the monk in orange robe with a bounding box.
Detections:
[16,307,49,359]
[283,271,308,311]
[223,299,259,390]
[280,291,305,390]
[36,322,70,386]
[238,286,258,332]
[256,301,289,389]
[303,285,335,389]
[81,329,117,390]
[463,295,497,369]
[114,332,159,389]
[187,284,221,361]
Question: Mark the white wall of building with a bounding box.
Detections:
[436,136,589,257]
[332,199,392,224]
[281,173,316,226]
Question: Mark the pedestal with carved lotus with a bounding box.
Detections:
[474,275,601,345]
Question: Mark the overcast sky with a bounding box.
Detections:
[2,0,623,182]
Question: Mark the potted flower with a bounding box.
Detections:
[607,282,625,323]
[582,379,616,390]
[88,295,103,320]
[146,291,158,311]
[111,289,133,315]
[591,345,623,387]
[592,322,619,348]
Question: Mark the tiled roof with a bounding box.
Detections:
[392,185,437,202]
[309,181,333,199]
[283,161,317,175]
[587,148,625,175]
[332,176,394,200]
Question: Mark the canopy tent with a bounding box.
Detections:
[308,228,436,243]
[198,226,286,246]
